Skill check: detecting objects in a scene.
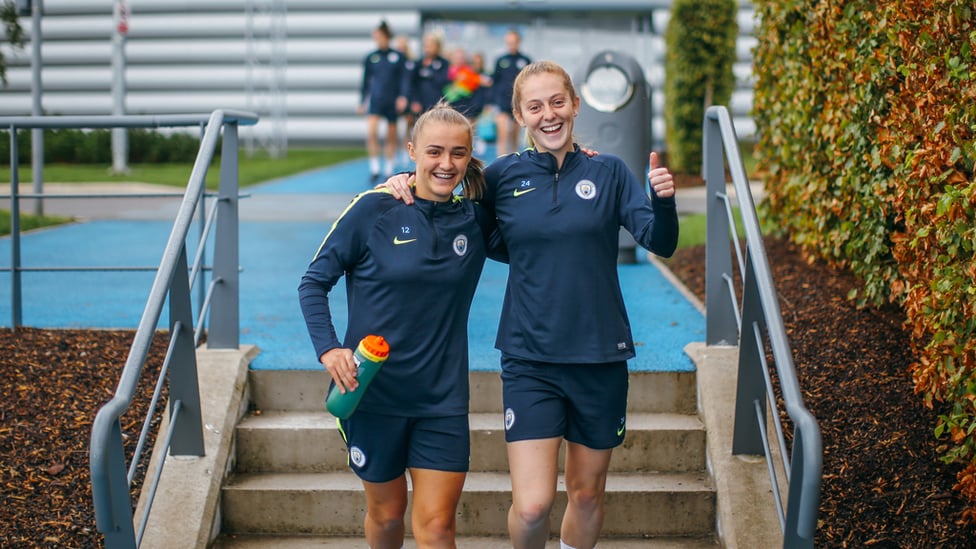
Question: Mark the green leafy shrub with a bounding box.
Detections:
[0,128,209,165]
[664,0,738,174]
[753,0,976,521]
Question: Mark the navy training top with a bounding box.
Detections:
[410,55,450,112]
[491,51,531,111]
[481,147,679,364]
[401,56,418,106]
[360,48,408,109]
[298,190,493,417]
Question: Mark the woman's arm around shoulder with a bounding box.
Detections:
[472,200,508,263]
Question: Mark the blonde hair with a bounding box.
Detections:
[411,102,486,200]
[423,32,443,56]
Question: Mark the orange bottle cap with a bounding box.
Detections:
[361,334,390,359]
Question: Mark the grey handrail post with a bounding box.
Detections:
[785,429,817,548]
[207,120,240,349]
[704,110,737,345]
[168,246,204,456]
[9,126,23,328]
[702,105,823,547]
[704,105,767,453]
[97,419,137,548]
[195,122,208,315]
[732,259,767,455]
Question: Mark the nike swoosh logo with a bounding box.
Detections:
[513,187,537,197]
[617,424,626,436]
[393,237,417,245]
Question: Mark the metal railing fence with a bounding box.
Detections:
[702,105,823,548]
[2,110,257,548]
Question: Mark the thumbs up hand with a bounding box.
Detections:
[647,151,675,199]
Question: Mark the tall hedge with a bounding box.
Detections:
[753,0,976,521]
[664,0,738,174]
[0,129,206,164]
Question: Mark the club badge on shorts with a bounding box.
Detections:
[350,446,367,468]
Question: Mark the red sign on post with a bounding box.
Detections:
[116,1,129,35]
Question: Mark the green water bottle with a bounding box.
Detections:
[325,334,390,419]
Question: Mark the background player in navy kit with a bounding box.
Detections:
[409,32,451,118]
[468,51,493,119]
[298,104,498,549]
[358,20,409,182]
[394,34,417,168]
[469,51,494,155]
[491,29,532,156]
[382,61,678,549]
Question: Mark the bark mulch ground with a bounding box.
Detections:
[1,329,168,548]
[664,236,976,548]
[2,236,976,547]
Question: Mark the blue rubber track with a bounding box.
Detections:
[0,152,703,372]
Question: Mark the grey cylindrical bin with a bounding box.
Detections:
[575,50,651,264]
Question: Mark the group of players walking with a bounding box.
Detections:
[358,20,531,181]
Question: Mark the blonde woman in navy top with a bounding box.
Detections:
[410,32,451,116]
[300,103,498,549]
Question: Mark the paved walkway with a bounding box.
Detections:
[0,152,716,373]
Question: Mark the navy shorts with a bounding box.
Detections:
[336,412,470,483]
[501,355,629,449]
[367,99,399,123]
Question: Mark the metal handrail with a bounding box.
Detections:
[702,105,823,548]
[1,110,256,548]
[2,114,248,327]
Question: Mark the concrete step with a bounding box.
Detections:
[212,533,720,548]
[248,369,699,414]
[220,471,715,538]
[235,411,706,474]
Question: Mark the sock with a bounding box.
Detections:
[369,157,380,175]
[383,158,395,176]
[560,541,582,549]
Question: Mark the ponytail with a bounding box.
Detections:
[461,156,486,200]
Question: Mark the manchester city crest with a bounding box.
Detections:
[350,446,367,468]
[453,234,468,256]
[575,179,597,200]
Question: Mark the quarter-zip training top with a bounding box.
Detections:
[299,190,492,416]
[481,147,679,364]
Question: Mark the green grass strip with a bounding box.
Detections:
[0,148,366,189]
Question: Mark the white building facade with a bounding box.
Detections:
[0,0,756,151]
